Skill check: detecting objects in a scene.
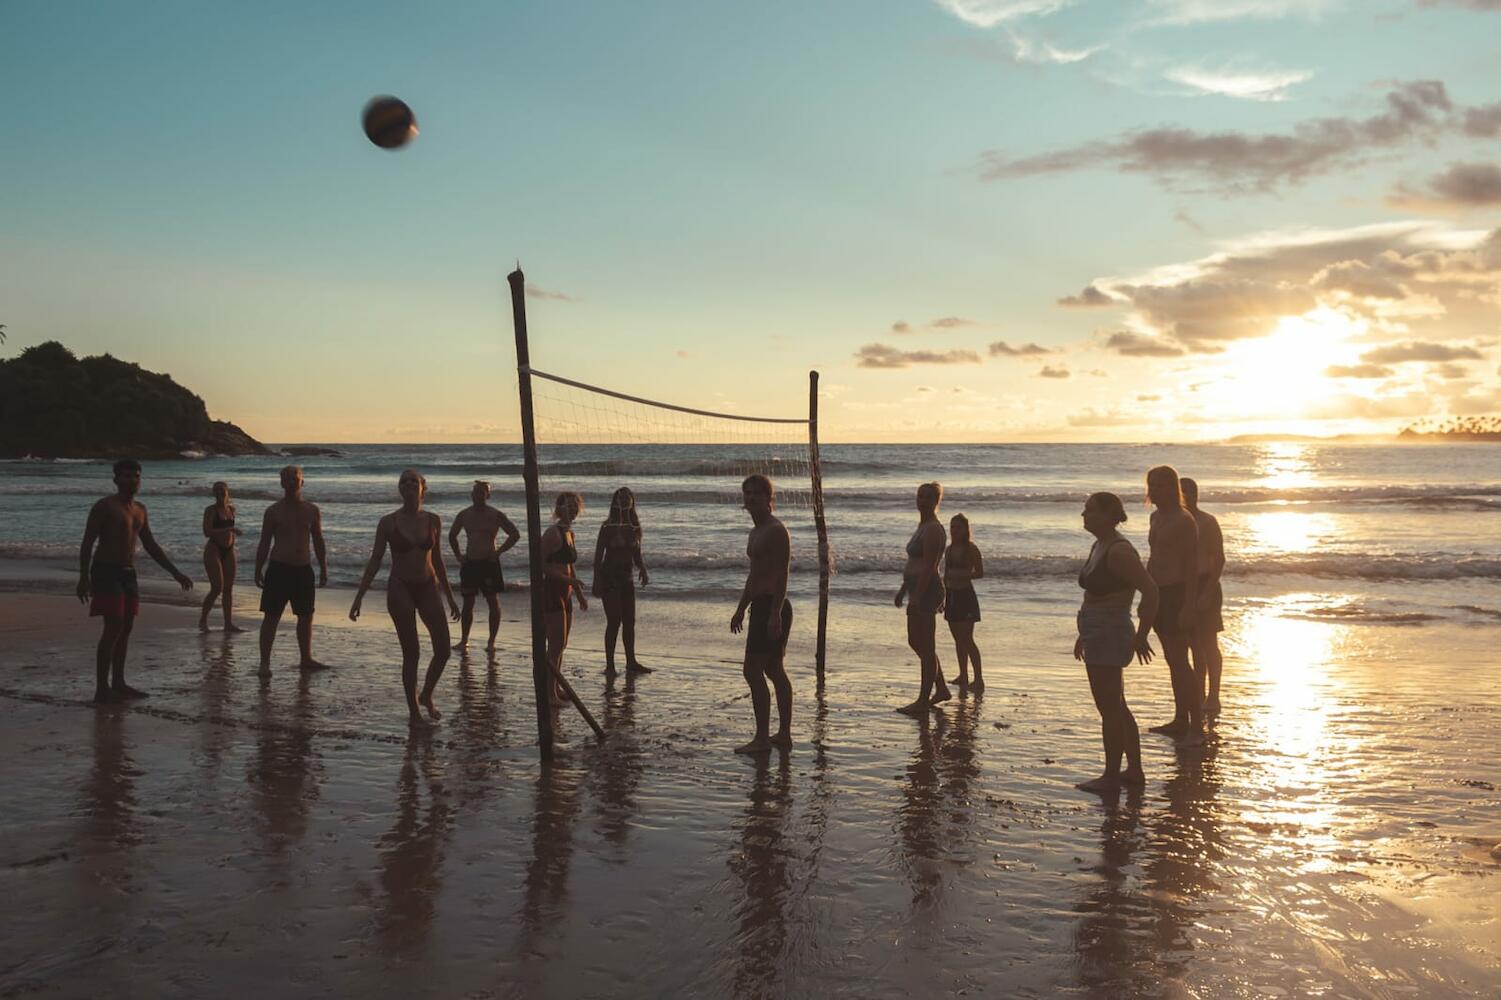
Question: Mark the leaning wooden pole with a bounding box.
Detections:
[508,268,554,761]
[809,370,830,677]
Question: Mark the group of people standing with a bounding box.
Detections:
[77,459,1226,788]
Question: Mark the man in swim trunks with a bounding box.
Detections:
[729,474,793,755]
[1145,464,1203,745]
[1182,478,1226,721]
[254,465,329,676]
[448,480,520,652]
[76,459,194,702]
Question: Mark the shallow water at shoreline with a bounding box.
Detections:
[2,592,1498,997]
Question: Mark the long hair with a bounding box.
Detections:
[1146,465,1185,510]
[607,486,642,542]
[947,512,974,568]
[553,491,583,523]
[1180,477,1201,511]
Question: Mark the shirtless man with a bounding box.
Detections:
[448,480,520,652]
[1182,478,1226,721]
[254,466,329,676]
[1145,465,1203,745]
[76,459,193,702]
[729,474,793,755]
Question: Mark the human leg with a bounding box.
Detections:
[109,613,145,698]
[200,546,223,629]
[602,590,623,674]
[1161,632,1203,743]
[459,593,476,648]
[94,617,125,701]
[258,610,282,676]
[413,581,451,720]
[386,581,425,725]
[622,586,648,672]
[736,651,773,753]
[221,549,241,631]
[485,593,500,651]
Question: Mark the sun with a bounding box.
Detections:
[1200,308,1364,427]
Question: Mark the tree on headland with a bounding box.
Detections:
[1399,416,1501,441]
[0,341,271,459]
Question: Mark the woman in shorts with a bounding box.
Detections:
[895,482,952,715]
[1074,491,1159,793]
[592,487,650,676]
[943,512,985,690]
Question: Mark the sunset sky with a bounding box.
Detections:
[2,1,1498,442]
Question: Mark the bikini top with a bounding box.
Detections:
[212,513,235,530]
[388,515,435,554]
[547,529,577,565]
[906,523,935,558]
[1079,537,1130,595]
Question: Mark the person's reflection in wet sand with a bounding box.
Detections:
[65,709,140,982]
[728,750,795,998]
[1072,784,1152,997]
[517,759,585,976]
[246,674,320,853]
[450,653,506,805]
[938,697,982,840]
[898,712,945,907]
[375,732,453,958]
[589,671,644,848]
[197,633,238,777]
[1142,746,1225,984]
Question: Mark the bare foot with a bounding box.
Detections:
[257,664,272,678]
[949,674,967,687]
[930,686,953,706]
[298,659,330,672]
[113,683,149,700]
[971,677,985,693]
[1149,720,1187,735]
[626,662,652,674]
[92,688,121,705]
[1120,768,1146,786]
[604,663,618,677]
[408,713,435,732]
[485,641,497,653]
[225,623,245,634]
[1205,696,1221,719]
[198,619,210,633]
[896,700,931,717]
[734,738,772,755]
[1075,775,1120,793]
[418,692,442,720]
[1176,729,1207,748]
[769,731,793,750]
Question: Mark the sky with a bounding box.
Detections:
[2,0,1498,443]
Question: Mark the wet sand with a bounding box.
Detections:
[2,590,1499,998]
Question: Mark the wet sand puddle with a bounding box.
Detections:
[1,594,1498,997]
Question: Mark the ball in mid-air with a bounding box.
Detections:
[362,96,418,150]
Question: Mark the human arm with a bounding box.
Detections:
[254,507,274,587]
[431,515,459,620]
[140,511,192,589]
[592,525,607,598]
[311,504,328,587]
[1206,516,1226,582]
[633,531,648,587]
[349,517,390,621]
[495,512,520,557]
[1111,543,1159,664]
[970,545,984,581]
[448,509,466,564]
[77,502,102,602]
[1178,515,1199,630]
[764,522,791,640]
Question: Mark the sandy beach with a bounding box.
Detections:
[3,583,1497,998]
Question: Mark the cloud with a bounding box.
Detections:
[891,321,912,334]
[1076,222,1501,354]
[978,81,1457,194]
[930,316,978,329]
[1037,365,1071,378]
[1464,102,1501,137]
[1325,363,1395,378]
[1001,26,1101,64]
[1105,331,1187,356]
[854,343,984,369]
[932,0,1072,28]
[1390,162,1501,209]
[1058,285,1115,307]
[1419,0,1501,9]
[1146,0,1331,23]
[1432,362,1472,378]
[1360,342,1484,363]
[1137,394,1162,401]
[1085,368,1109,376]
[525,285,577,302]
[1164,64,1313,102]
[1068,407,1129,427]
[989,340,1056,356]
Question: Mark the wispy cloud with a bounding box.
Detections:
[1145,0,1331,25]
[525,285,577,302]
[932,0,1072,28]
[1163,64,1313,101]
[989,340,1057,355]
[1105,331,1186,356]
[1037,365,1072,378]
[1360,342,1484,363]
[1058,285,1115,307]
[854,343,984,369]
[1418,0,1501,10]
[978,81,1457,193]
[1325,363,1394,378]
[1389,162,1501,209]
[930,316,979,328]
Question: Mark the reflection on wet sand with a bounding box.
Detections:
[1072,786,1150,997]
[451,653,507,805]
[517,759,585,970]
[727,751,796,997]
[1143,748,1225,986]
[246,675,321,853]
[376,734,454,958]
[590,672,644,849]
[898,698,983,911]
[196,634,237,776]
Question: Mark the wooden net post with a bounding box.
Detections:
[508,268,554,761]
[809,370,830,676]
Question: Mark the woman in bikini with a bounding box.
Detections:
[1074,491,1159,793]
[542,492,588,701]
[592,487,650,676]
[943,512,984,690]
[199,481,243,632]
[350,469,460,728]
[895,482,952,715]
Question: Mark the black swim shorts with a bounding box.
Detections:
[1153,582,1185,638]
[746,596,793,658]
[261,560,315,617]
[904,573,945,617]
[459,557,504,596]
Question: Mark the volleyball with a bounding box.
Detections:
[362,96,418,150]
